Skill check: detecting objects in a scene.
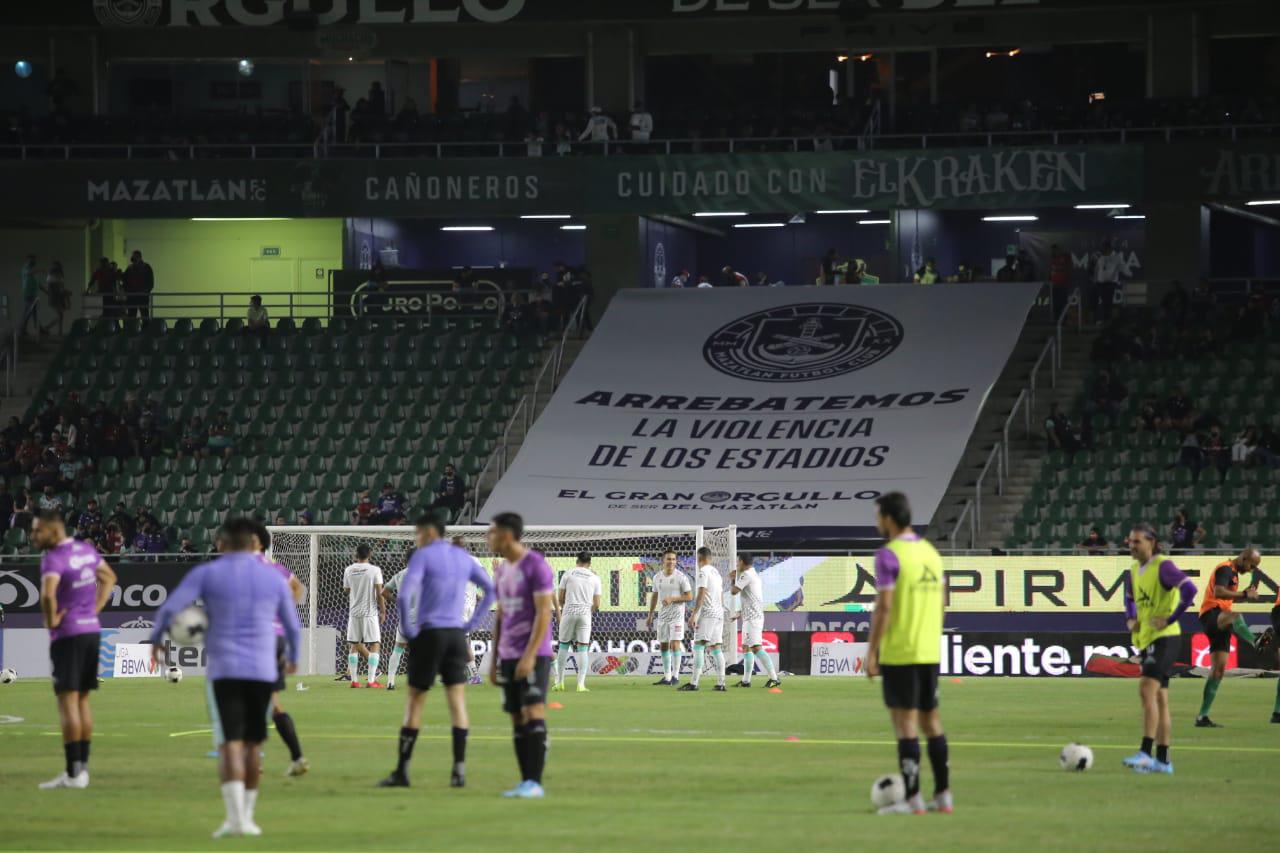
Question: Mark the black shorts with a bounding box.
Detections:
[1139,636,1179,688]
[273,636,287,692]
[1198,608,1232,654]
[407,628,470,691]
[880,663,939,712]
[499,656,552,715]
[50,633,100,695]
[212,679,274,743]
[1271,605,1280,634]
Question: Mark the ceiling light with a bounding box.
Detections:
[441,226,494,232]
[1074,203,1130,210]
[733,222,786,229]
[1245,199,1280,206]
[693,211,747,218]
[982,215,1038,222]
[1114,214,1146,220]
[857,219,891,225]
[520,214,571,220]
[814,209,870,214]
[559,224,586,230]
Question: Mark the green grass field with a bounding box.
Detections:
[0,675,1276,852]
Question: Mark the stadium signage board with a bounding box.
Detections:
[809,641,869,676]
[111,643,161,677]
[481,284,1038,532]
[0,560,198,614]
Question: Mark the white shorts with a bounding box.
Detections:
[656,619,686,643]
[558,611,592,645]
[695,616,724,645]
[741,618,764,649]
[347,614,381,644]
[394,629,408,646]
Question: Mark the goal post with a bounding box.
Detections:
[267,524,736,678]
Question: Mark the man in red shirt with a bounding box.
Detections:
[1048,244,1072,318]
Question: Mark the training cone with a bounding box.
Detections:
[769,687,783,694]
[549,701,564,710]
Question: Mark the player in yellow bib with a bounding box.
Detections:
[865,493,951,815]
[1121,523,1197,775]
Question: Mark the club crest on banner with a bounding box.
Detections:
[94,0,163,27]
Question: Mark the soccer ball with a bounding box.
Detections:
[169,606,209,645]
[0,667,16,684]
[870,773,906,808]
[165,666,183,684]
[1059,742,1094,772]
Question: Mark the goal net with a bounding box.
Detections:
[267,524,736,678]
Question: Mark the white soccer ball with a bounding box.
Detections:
[1059,742,1093,772]
[169,606,209,646]
[870,773,906,808]
[0,667,17,684]
[165,665,183,684]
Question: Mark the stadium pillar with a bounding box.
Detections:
[1146,9,1208,98]
[583,214,643,321]
[1143,202,1207,292]
[587,26,637,112]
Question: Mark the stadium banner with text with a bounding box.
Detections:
[481,284,1039,533]
[0,559,199,615]
[111,643,161,678]
[810,641,869,677]
[0,146,1141,218]
[1146,140,1280,203]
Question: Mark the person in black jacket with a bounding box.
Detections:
[123,250,155,319]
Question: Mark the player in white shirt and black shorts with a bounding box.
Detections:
[681,547,727,692]
[646,549,693,687]
[553,552,602,693]
[343,545,385,688]
[731,553,781,688]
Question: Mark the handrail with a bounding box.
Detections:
[1001,387,1030,476]
[1054,286,1082,367]
[1,296,41,397]
[973,442,1003,532]
[2,121,1274,161]
[949,499,976,550]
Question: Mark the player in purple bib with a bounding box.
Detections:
[32,510,117,790]
[488,512,554,799]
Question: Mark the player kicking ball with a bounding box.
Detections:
[1195,548,1261,728]
[865,493,952,815]
[647,549,692,686]
[343,545,385,688]
[378,515,493,789]
[681,546,727,692]
[33,510,117,790]
[730,554,780,688]
[553,551,601,693]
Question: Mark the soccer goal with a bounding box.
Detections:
[267,524,737,678]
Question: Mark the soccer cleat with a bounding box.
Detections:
[350,681,362,689]
[765,679,781,688]
[1194,716,1222,728]
[211,822,241,839]
[512,781,545,799]
[1137,759,1174,775]
[877,796,925,815]
[367,681,383,689]
[450,769,466,788]
[376,771,410,788]
[552,682,565,692]
[333,674,350,682]
[677,683,699,691]
[733,681,752,688]
[1271,712,1280,724]
[501,782,526,798]
[1122,751,1154,771]
[926,791,954,814]
[38,771,85,790]
[652,678,672,686]
[713,684,727,692]
[285,757,310,777]
[386,683,397,691]
[240,821,263,837]
[575,685,590,693]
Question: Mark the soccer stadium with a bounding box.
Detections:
[1,1,1278,849]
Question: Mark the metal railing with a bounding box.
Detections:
[949,499,977,550]
[1,297,41,397]
[3,121,1275,161]
[469,297,588,516]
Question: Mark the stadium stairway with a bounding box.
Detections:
[932,309,1097,550]
[1,338,60,424]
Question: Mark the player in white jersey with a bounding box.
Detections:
[553,552,602,693]
[730,553,780,688]
[452,536,482,683]
[646,549,693,686]
[343,544,385,688]
[680,547,727,692]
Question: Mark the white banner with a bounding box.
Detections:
[112,643,161,678]
[482,284,1038,530]
[810,641,869,677]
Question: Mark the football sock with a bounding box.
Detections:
[395,726,418,776]
[1274,678,1280,714]
[926,735,949,795]
[1140,737,1153,756]
[670,649,682,680]
[347,654,359,682]
[692,646,705,686]
[273,712,303,762]
[244,789,258,823]
[63,741,80,777]
[742,656,753,684]
[1198,677,1221,718]
[524,720,547,784]
[1155,744,1169,764]
[756,648,777,680]
[661,650,672,678]
[555,644,571,684]
[78,739,90,769]
[220,781,246,828]
[575,649,589,688]
[451,726,468,776]
[367,653,380,682]
[512,726,531,781]
[897,738,921,799]
[386,648,403,686]
[713,649,726,684]
[1230,615,1257,648]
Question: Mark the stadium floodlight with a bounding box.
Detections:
[982,215,1038,222]
[1074,203,1130,209]
[520,214,572,220]
[814,209,870,214]
[237,59,254,77]
[692,211,747,217]
[733,222,786,229]
[560,224,587,230]
[1245,199,1280,206]
[14,60,32,79]
[857,219,891,225]
[1114,214,1146,219]
[441,225,495,231]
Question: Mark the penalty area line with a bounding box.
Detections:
[169,729,213,738]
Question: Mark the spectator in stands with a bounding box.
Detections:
[123,250,155,320]
[1173,429,1203,477]
[354,491,374,525]
[1078,527,1109,555]
[1169,510,1205,553]
[371,483,406,524]
[3,416,22,444]
[179,416,207,459]
[178,537,197,554]
[524,131,545,157]
[367,81,386,115]
[99,522,123,555]
[134,504,159,533]
[819,249,839,285]
[1091,242,1122,325]
[246,295,270,336]
[10,489,32,535]
[0,436,18,481]
[554,121,572,156]
[579,106,617,146]
[76,499,102,535]
[1044,403,1081,454]
[38,484,64,513]
[31,450,61,491]
[21,254,42,336]
[1164,385,1194,432]
[1202,426,1230,483]
[132,521,167,556]
[41,261,70,335]
[430,464,466,518]
[58,450,87,494]
[696,275,713,289]
[205,410,236,465]
[56,414,76,453]
[996,255,1019,283]
[913,258,939,284]
[1136,396,1167,432]
[108,501,134,541]
[952,261,977,284]
[298,510,314,526]
[135,415,164,468]
[1016,249,1037,283]
[504,293,530,334]
[15,431,41,473]
[1161,280,1190,328]
[330,88,350,142]
[1084,369,1127,427]
[720,265,750,288]
[0,485,11,534]
[1048,244,1072,315]
[86,257,122,318]
[454,265,478,291]
[629,101,653,143]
